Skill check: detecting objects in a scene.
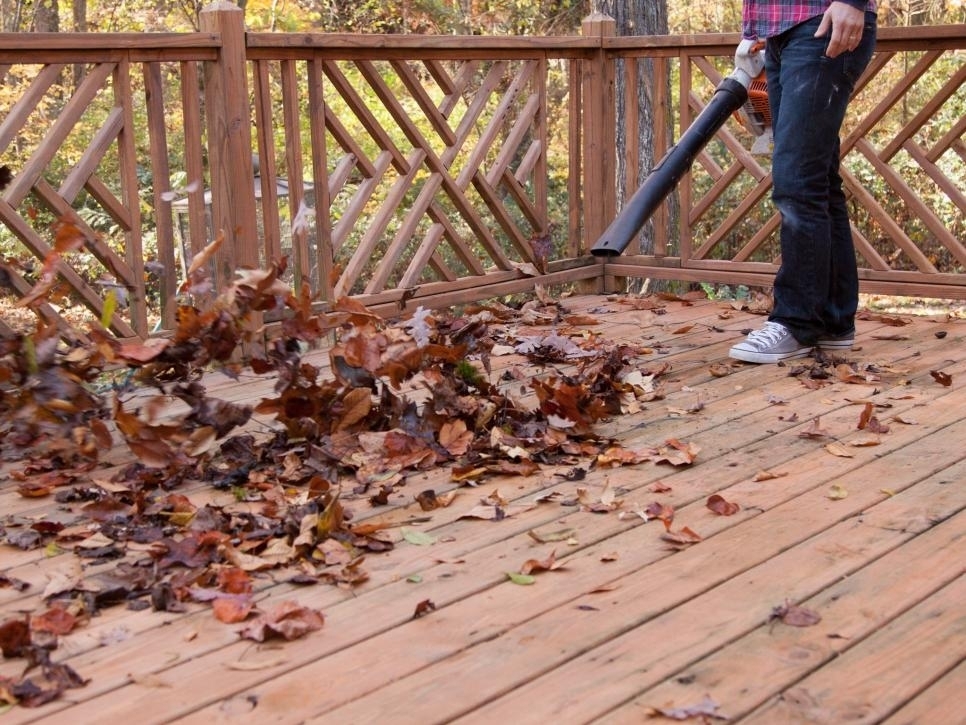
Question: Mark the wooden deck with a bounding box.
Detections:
[2,295,965,724]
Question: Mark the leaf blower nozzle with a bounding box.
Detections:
[590,39,766,258]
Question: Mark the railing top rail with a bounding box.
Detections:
[0,24,959,58]
[601,24,966,52]
[246,32,598,52]
[0,32,221,50]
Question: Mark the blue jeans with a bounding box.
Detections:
[766,13,877,345]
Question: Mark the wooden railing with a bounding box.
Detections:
[603,25,966,299]
[0,4,963,341]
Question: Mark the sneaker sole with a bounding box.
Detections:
[728,346,812,364]
[816,339,854,350]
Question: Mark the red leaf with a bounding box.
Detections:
[661,526,703,549]
[0,616,31,657]
[31,606,78,635]
[706,494,740,516]
[645,501,675,531]
[212,594,255,624]
[519,550,564,575]
[52,220,87,255]
[930,370,952,387]
[238,601,324,642]
[412,599,437,619]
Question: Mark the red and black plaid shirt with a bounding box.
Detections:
[743,0,876,39]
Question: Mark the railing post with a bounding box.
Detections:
[581,12,616,293]
[199,1,258,290]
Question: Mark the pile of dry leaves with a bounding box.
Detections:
[0,221,698,707]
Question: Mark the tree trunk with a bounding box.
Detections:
[73,0,87,89]
[598,0,672,258]
[32,0,59,31]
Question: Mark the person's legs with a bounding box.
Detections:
[730,13,875,363]
[765,14,876,344]
[824,136,859,337]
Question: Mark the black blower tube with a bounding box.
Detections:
[591,76,749,257]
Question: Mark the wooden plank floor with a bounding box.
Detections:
[2,294,964,724]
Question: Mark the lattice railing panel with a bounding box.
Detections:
[0,38,218,339]
[250,52,555,304]
[620,34,966,297]
[0,60,148,337]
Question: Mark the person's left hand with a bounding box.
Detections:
[815,1,866,58]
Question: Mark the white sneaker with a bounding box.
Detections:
[729,321,812,364]
[816,330,855,350]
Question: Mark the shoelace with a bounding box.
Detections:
[745,321,788,347]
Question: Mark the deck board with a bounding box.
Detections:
[2,295,964,724]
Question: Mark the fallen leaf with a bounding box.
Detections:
[238,601,324,642]
[519,550,564,575]
[127,672,174,688]
[652,438,700,466]
[866,416,890,434]
[708,362,735,377]
[646,694,729,721]
[706,494,740,516]
[771,600,822,627]
[438,419,473,456]
[402,529,437,546]
[0,616,31,657]
[930,370,952,387]
[30,606,78,635]
[587,583,619,593]
[753,469,787,482]
[644,501,675,530]
[0,574,29,592]
[892,414,918,425]
[835,364,878,384]
[412,599,436,618]
[458,502,535,521]
[799,417,830,439]
[212,595,255,624]
[661,526,702,549]
[224,658,288,671]
[527,527,576,544]
[825,442,854,458]
[827,484,849,500]
[506,572,536,585]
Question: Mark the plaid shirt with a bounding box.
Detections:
[743,0,876,39]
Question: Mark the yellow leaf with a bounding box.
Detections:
[827,484,849,500]
[101,288,118,328]
[753,469,787,482]
[825,442,854,458]
[187,230,225,276]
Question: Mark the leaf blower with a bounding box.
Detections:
[591,39,769,257]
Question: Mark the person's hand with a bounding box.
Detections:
[815,1,866,58]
